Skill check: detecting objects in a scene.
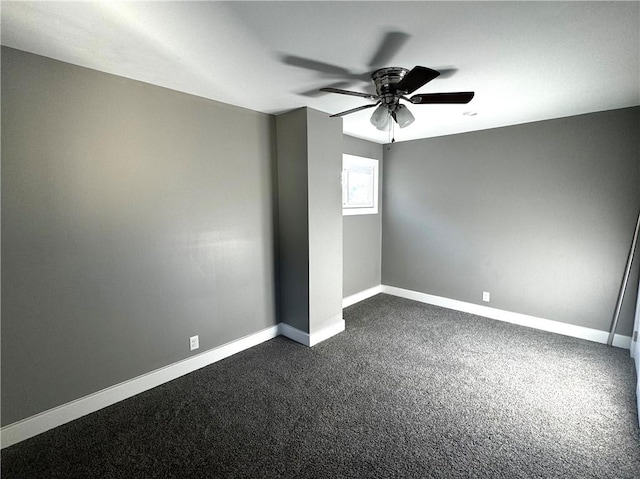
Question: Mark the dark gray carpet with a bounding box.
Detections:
[2,294,639,478]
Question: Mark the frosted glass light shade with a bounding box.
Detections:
[370,105,390,131]
[395,105,415,128]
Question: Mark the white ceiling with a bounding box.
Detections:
[2,1,639,144]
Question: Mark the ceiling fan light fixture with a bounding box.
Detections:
[322,61,474,132]
[395,104,415,128]
[370,104,390,131]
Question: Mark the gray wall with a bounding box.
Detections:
[382,107,640,336]
[307,110,343,332]
[342,136,383,298]
[275,109,310,332]
[1,47,278,425]
[276,108,343,333]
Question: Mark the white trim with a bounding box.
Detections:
[1,325,280,449]
[381,285,632,349]
[278,322,311,346]
[342,154,379,216]
[343,285,382,308]
[637,382,640,428]
[631,279,640,360]
[613,334,633,350]
[1,316,349,449]
[309,318,345,347]
[8,284,628,448]
[633,280,640,424]
[278,318,345,347]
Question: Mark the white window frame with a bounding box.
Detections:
[342,154,379,216]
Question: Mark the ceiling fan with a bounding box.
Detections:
[282,31,474,133]
[321,66,474,131]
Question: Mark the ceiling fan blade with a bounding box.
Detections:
[330,103,379,118]
[432,67,458,79]
[281,55,352,76]
[367,31,411,68]
[410,92,475,104]
[298,81,354,97]
[320,87,377,100]
[395,66,441,94]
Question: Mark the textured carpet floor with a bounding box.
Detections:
[2,294,639,478]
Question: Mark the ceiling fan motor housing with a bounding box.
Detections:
[372,67,409,109]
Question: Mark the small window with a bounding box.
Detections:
[342,154,379,216]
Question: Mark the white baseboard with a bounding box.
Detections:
[309,318,346,346]
[1,324,281,449]
[343,285,382,308]
[279,318,345,347]
[1,317,348,449]
[278,322,311,346]
[381,285,632,349]
[4,285,628,448]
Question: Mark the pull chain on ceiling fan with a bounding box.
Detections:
[322,65,474,131]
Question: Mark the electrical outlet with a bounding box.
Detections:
[482,291,491,302]
[189,335,199,351]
